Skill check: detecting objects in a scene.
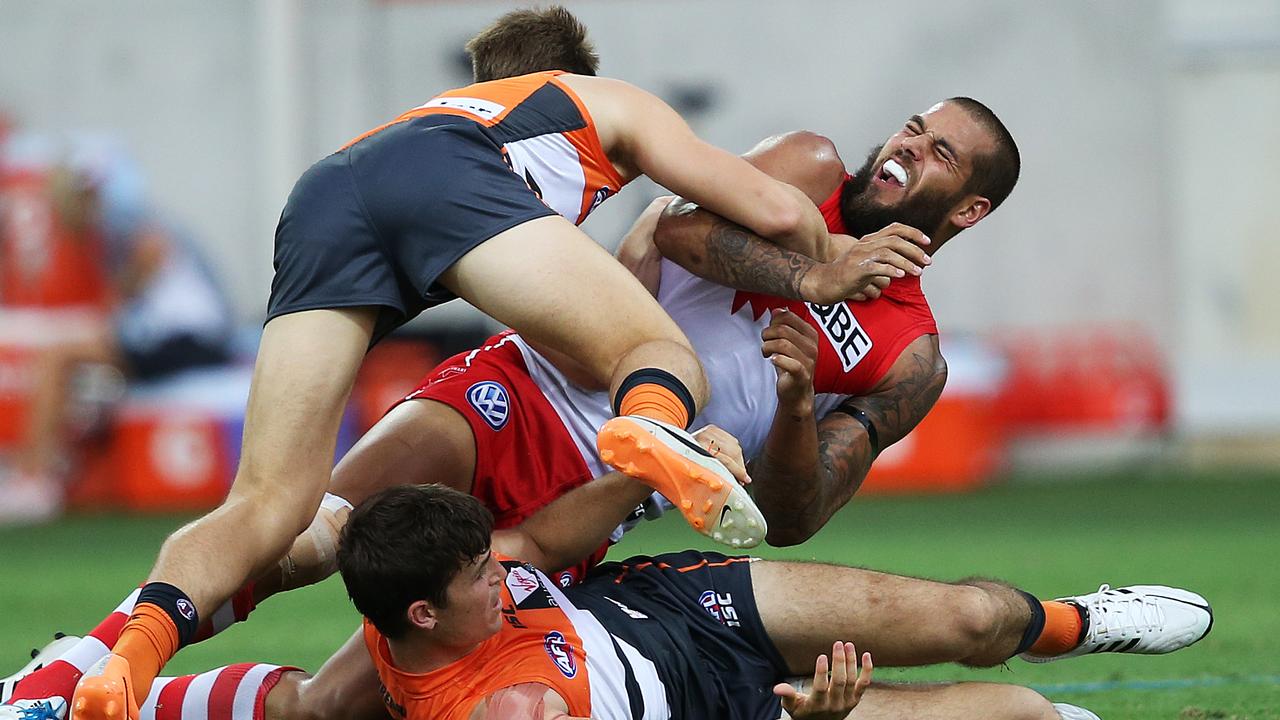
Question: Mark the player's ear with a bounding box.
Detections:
[407,600,438,630]
[949,194,990,230]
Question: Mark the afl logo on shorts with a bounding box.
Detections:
[467,381,510,430]
[543,631,578,678]
[699,590,742,628]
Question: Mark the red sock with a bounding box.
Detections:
[144,663,294,720]
[1028,600,1084,656]
[191,582,259,643]
[4,588,141,705]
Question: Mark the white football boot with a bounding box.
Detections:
[1053,704,1102,720]
[0,634,79,719]
[1,635,79,703]
[598,416,767,548]
[1022,584,1212,662]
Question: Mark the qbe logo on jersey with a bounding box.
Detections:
[805,302,873,372]
[543,631,578,678]
[467,381,510,430]
[699,590,742,628]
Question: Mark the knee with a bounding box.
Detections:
[222,486,326,555]
[997,685,1060,720]
[947,589,1003,650]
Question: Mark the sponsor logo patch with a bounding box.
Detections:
[587,186,613,215]
[543,631,578,678]
[505,565,541,605]
[415,96,505,121]
[466,381,510,430]
[175,598,197,621]
[805,302,873,372]
[699,590,742,628]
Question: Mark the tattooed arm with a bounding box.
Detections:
[752,334,947,546]
[655,202,932,305]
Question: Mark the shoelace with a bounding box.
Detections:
[1083,584,1166,640]
[18,701,62,720]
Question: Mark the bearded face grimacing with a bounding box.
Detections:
[839,144,963,240]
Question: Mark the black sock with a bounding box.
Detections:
[612,368,697,430]
[136,582,200,648]
[1014,589,1046,656]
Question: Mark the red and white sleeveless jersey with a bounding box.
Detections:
[365,557,669,720]
[344,71,625,225]
[513,174,938,486]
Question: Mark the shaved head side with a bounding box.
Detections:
[946,97,1020,213]
[466,6,600,82]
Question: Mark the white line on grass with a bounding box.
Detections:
[1030,675,1280,695]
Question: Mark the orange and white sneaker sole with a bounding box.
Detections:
[70,655,137,720]
[597,416,767,548]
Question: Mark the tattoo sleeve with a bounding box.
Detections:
[752,339,947,545]
[844,345,948,450]
[702,218,818,300]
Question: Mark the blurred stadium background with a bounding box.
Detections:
[1,0,1278,717]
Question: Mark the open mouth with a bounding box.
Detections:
[876,158,908,189]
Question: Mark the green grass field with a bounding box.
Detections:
[3,470,1278,718]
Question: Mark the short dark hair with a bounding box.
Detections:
[465,6,600,83]
[946,97,1020,214]
[337,485,493,639]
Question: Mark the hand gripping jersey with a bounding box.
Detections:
[514,174,938,482]
[364,556,671,720]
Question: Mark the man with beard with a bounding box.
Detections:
[651,97,1018,542]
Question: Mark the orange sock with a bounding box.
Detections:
[618,382,690,429]
[114,603,181,700]
[1028,600,1083,656]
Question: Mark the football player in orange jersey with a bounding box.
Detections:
[22,466,1206,720]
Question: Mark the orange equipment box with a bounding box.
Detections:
[860,336,1010,494]
[861,391,1006,494]
[104,406,232,512]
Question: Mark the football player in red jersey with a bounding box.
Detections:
[649,93,1021,545]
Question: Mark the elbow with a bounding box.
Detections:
[757,199,804,241]
[652,207,703,267]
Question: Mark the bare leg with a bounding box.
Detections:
[70,310,378,716]
[438,215,707,409]
[255,398,476,599]
[752,561,1031,671]
[264,631,387,720]
[146,308,377,612]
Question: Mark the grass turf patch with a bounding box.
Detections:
[2,470,1277,716]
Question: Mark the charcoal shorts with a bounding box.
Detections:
[266,114,555,344]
